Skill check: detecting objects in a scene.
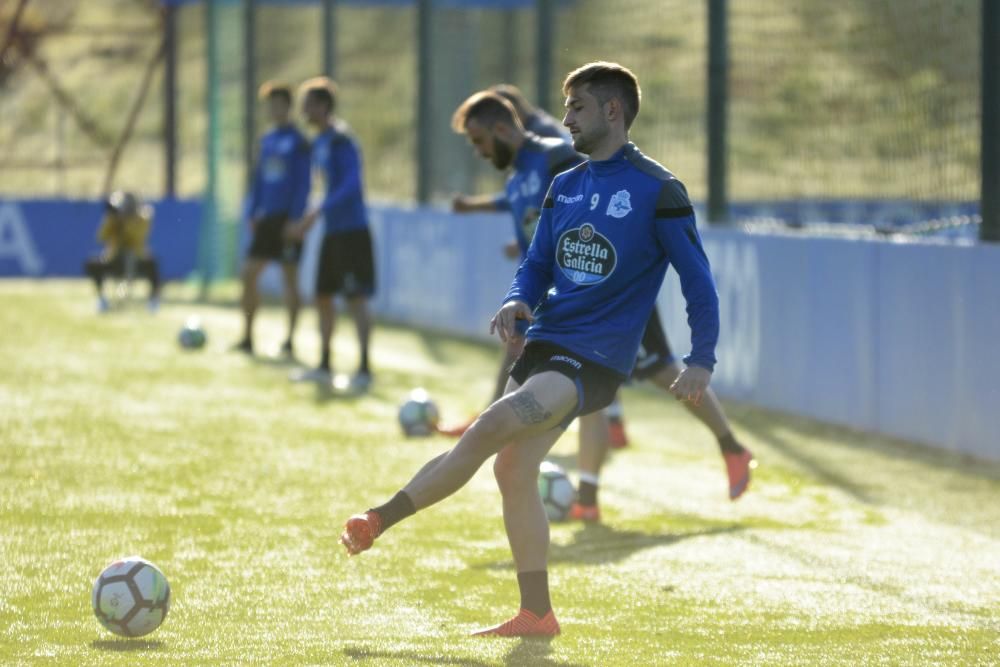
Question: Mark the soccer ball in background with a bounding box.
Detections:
[178,316,206,349]
[538,461,575,522]
[92,556,171,637]
[398,388,440,436]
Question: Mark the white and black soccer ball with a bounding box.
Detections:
[178,316,206,349]
[538,461,575,522]
[398,388,440,436]
[92,556,171,638]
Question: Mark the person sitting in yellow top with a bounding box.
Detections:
[83,191,161,312]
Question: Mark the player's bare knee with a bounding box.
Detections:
[493,448,536,496]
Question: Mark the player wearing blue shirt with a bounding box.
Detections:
[286,77,375,388]
[452,84,570,226]
[340,62,732,638]
[235,82,311,356]
[441,91,582,432]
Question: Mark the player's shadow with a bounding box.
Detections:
[503,637,588,667]
[342,639,585,667]
[343,646,497,666]
[249,352,302,368]
[90,639,165,652]
[474,522,743,569]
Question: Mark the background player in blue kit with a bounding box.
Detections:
[442,91,581,434]
[340,62,722,637]
[286,77,375,388]
[234,82,311,357]
[451,84,568,220]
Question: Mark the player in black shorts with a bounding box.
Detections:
[571,306,754,522]
[286,77,375,388]
[234,82,311,356]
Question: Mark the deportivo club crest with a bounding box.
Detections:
[556,224,617,285]
[606,190,632,218]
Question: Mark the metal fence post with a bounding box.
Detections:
[982,0,999,242]
[707,0,729,225]
[244,0,256,193]
[416,0,432,203]
[323,0,336,79]
[536,0,554,113]
[163,1,177,198]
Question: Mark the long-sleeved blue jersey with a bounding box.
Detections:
[312,120,368,235]
[504,143,720,376]
[502,134,581,257]
[247,124,311,220]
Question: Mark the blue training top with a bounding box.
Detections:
[504,142,720,376]
[503,134,582,257]
[312,120,369,235]
[247,124,311,220]
[493,111,572,213]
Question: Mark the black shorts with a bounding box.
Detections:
[316,228,376,297]
[632,307,676,381]
[248,213,302,263]
[509,341,624,429]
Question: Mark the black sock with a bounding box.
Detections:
[359,348,369,374]
[517,570,551,617]
[370,491,416,533]
[319,348,331,371]
[718,433,745,454]
[578,480,598,507]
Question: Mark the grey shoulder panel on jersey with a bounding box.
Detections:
[622,144,693,218]
[623,143,677,182]
[545,141,584,176]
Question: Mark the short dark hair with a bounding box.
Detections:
[300,76,338,114]
[488,84,534,125]
[451,91,523,133]
[562,61,641,130]
[258,80,292,105]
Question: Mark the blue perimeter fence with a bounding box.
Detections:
[2,198,996,462]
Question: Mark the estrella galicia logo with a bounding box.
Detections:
[606,189,632,218]
[557,223,617,285]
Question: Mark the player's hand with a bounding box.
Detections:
[284,222,306,241]
[452,195,473,213]
[502,240,521,260]
[490,300,533,343]
[668,365,712,407]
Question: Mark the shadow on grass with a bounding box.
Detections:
[738,417,877,505]
[503,637,588,667]
[249,352,302,368]
[475,522,744,569]
[90,639,165,652]
[343,637,585,667]
[344,646,492,666]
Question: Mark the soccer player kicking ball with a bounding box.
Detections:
[340,62,721,637]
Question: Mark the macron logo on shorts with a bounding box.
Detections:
[550,354,583,370]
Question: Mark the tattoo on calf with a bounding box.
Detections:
[508,391,553,425]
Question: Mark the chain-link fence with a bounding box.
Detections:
[0,0,986,277]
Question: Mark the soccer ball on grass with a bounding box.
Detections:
[398,388,440,436]
[178,316,206,349]
[92,556,170,637]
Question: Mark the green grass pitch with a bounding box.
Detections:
[1,281,998,666]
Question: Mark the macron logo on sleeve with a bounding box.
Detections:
[556,194,584,204]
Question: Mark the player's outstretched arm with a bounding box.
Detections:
[453,193,504,213]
